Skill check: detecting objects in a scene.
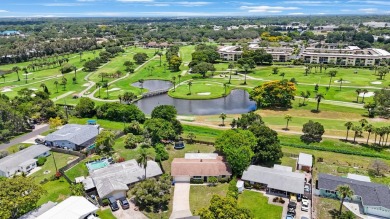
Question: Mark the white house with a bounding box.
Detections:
[297,153,313,171]
[44,124,99,151]
[318,174,390,219]
[37,196,99,219]
[0,144,50,177]
[83,159,163,200]
[19,201,57,219]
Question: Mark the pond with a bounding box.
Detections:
[132,80,256,115]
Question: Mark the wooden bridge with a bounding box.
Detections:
[141,88,170,98]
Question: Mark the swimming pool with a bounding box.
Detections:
[86,159,109,171]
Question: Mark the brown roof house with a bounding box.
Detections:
[171,153,232,183]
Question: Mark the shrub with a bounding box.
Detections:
[227,178,238,199]
[273,197,278,202]
[244,181,252,189]
[117,157,125,163]
[37,157,47,166]
[55,171,62,179]
[154,144,169,161]
[279,199,285,204]
[208,176,218,186]
[102,198,109,206]
[0,151,8,159]
[190,178,204,184]
[218,178,229,183]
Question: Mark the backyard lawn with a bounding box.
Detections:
[238,190,283,219]
[30,152,77,183]
[190,183,229,214]
[96,209,116,219]
[37,177,71,206]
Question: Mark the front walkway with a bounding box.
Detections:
[170,182,192,219]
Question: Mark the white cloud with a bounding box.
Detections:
[151,3,170,6]
[358,8,378,13]
[77,0,98,2]
[43,3,83,6]
[240,5,299,13]
[0,10,8,13]
[117,0,154,2]
[175,1,212,7]
[282,1,339,6]
[289,12,304,15]
[340,9,352,12]
[348,0,390,5]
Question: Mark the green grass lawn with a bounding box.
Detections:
[96,209,116,219]
[315,197,347,219]
[169,80,232,100]
[37,177,71,206]
[68,117,125,130]
[190,184,229,214]
[182,124,224,142]
[65,154,102,182]
[238,190,283,219]
[30,152,77,183]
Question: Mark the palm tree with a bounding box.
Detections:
[72,65,77,81]
[156,51,163,66]
[219,113,227,126]
[384,126,390,147]
[359,119,368,128]
[228,62,234,84]
[315,93,325,111]
[12,66,21,81]
[96,82,102,98]
[163,63,167,73]
[138,79,144,94]
[300,90,311,106]
[61,77,67,90]
[339,78,344,91]
[284,114,292,130]
[118,94,122,103]
[23,67,28,84]
[40,83,47,92]
[187,81,192,94]
[352,125,362,143]
[336,185,354,216]
[79,51,83,61]
[304,67,309,76]
[99,72,106,83]
[54,80,59,93]
[103,82,109,99]
[172,76,176,92]
[136,148,153,180]
[365,124,374,144]
[361,89,368,103]
[344,122,353,141]
[374,128,379,144]
[355,89,361,103]
[272,67,279,75]
[328,70,337,88]
[223,82,228,96]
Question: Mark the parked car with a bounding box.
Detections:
[288,201,297,209]
[287,207,296,216]
[286,214,295,219]
[35,138,45,144]
[119,198,130,210]
[304,184,311,193]
[174,141,185,149]
[301,199,309,212]
[297,194,302,202]
[108,197,119,211]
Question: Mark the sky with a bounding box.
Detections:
[0,0,390,17]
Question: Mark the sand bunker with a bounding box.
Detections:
[371,81,382,85]
[359,92,375,97]
[334,80,351,83]
[1,88,12,93]
[82,83,90,87]
[197,92,211,95]
[23,73,33,75]
[108,88,121,92]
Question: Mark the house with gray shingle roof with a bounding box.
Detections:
[44,124,99,151]
[0,144,50,177]
[317,174,390,218]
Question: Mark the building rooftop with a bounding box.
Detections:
[37,196,98,219]
[44,124,99,146]
[171,156,232,177]
[273,164,293,172]
[242,165,305,194]
[318,174,390,209]
[86,159,163,198]
[0,144,50,174]
[184,153,218,160]
[19,201,57,219]
[298,153,313,167]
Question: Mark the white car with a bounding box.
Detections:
[301,199,309,212]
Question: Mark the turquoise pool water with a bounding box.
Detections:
[86,160,109,171]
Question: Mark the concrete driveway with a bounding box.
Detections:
[110,199,148,219]
[170,182,192,219]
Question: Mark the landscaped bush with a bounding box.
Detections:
[190,178,204,184]
[273,197,279,202]
[102,198,109,206]
[154,144,169,161]
[117,157,125,163]
[227,178,238,199]
[218,177,229,183]
[244,181,252,189]
[37,157,47,166]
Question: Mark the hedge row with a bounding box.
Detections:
[281,142,390,160]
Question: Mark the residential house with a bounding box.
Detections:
[241,165,305,196]
[37,196,99,219]
[44,124,99,151]
[317,174,390,218]
[83,159,163,200]
[0,144,50,177]
[171,153,232,182]
[297,153,313,171]
[19,201,57,219]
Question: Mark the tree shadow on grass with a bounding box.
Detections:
[328,209,339,219]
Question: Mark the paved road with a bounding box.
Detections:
[0,124,49,150]
[170,182,192,219]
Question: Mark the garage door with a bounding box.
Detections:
[175,176,190,182]
[111,191,126,200]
